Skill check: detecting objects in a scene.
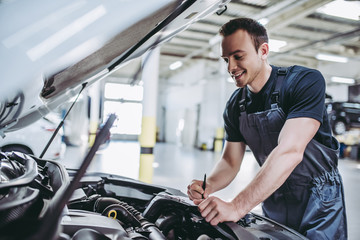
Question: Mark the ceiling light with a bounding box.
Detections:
[331,76,355,84]
[169,61,183,70]
[258,18,269,25]
[269,39,287,52]
[316,0,360,21]
[316,53,348,63]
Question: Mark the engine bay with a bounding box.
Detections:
[0,150,308,240]
[0,114,307,240]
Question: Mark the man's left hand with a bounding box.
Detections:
[194,196,243,225]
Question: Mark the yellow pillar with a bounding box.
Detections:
[214,127,224,152]
[88,120,98,147]
[139,116,156,183]
[138,48,160,183]
[87,81,103,147]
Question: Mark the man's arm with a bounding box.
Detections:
[208,141,246,193]
[187,141,246,201]
[198,117,320,225]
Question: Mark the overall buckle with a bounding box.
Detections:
[239,99,246,112]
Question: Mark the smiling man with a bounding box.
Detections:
[187,18,347,239]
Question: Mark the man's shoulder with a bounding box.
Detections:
[271,65,321,84]
[288,65,322,76]
[283,65,324,86]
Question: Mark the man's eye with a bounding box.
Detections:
[235,55,243,60]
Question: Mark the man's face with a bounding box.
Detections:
[221,29,267,90]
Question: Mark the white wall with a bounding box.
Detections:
[318,61,360,83]
[197,80,226,148]
[318,61,357,102]
[159,60,237,148]
[326,84,348,102]
[162,82,204,146]
[160,61,204,146]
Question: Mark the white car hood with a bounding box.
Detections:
[0,0,229,133]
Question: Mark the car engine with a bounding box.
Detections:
[0,150,308,240]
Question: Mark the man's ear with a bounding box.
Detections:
[259,42,269,60]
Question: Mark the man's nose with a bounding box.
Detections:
[227,59,237,74]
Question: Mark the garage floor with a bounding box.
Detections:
[63,141,360,240]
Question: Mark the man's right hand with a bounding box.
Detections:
[187,179,209,202]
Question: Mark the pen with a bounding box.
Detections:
[202,173,206,199]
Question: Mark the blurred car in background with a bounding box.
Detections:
[0,115,65,160]
[327,101,360,135]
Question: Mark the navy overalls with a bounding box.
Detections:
[238,68,347,239]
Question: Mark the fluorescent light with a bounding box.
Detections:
[269,39,287,52]
[316,0,360,21]
[258,18,269,25]
[169,61,183,70]
[316,53,348,63]
[331,76,355,84]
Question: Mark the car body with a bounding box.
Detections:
[0,0,308,239]
[0,115,65,159]
[327,101,360,135]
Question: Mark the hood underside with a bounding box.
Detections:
[0,0,229,133]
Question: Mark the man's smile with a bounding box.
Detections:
[232,70,246,81]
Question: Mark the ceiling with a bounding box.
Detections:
[112,0,360,86]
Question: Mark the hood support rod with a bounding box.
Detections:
[39,82,87,158]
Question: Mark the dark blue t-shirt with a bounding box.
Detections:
[223,65,336,149]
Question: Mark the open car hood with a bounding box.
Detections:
[0,0,228,133]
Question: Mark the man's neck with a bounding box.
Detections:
[248,64,272,93]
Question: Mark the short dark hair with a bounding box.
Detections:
[219,18,268,52]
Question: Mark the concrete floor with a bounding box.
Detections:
[63,141,360,240]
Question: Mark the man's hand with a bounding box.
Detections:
[187,179,209,201]
[195,196,243,225]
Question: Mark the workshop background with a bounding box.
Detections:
[2,0,359,239]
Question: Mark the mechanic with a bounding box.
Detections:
[187,18,347,239]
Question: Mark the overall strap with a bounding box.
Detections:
[239,87,247,113]
[271,68,288,109]
[239,67,288,112]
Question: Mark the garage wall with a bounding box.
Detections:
[159,60,237,148]
[318,61,357,102]
[326,85,348,102]
[161,80,204,146]
[160,61,204,146]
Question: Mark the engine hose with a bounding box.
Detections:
[98,198,166,240]
[102,204,142,227]
[158,214,183,236]
[93,197,121,213]
[118,202,167,240]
